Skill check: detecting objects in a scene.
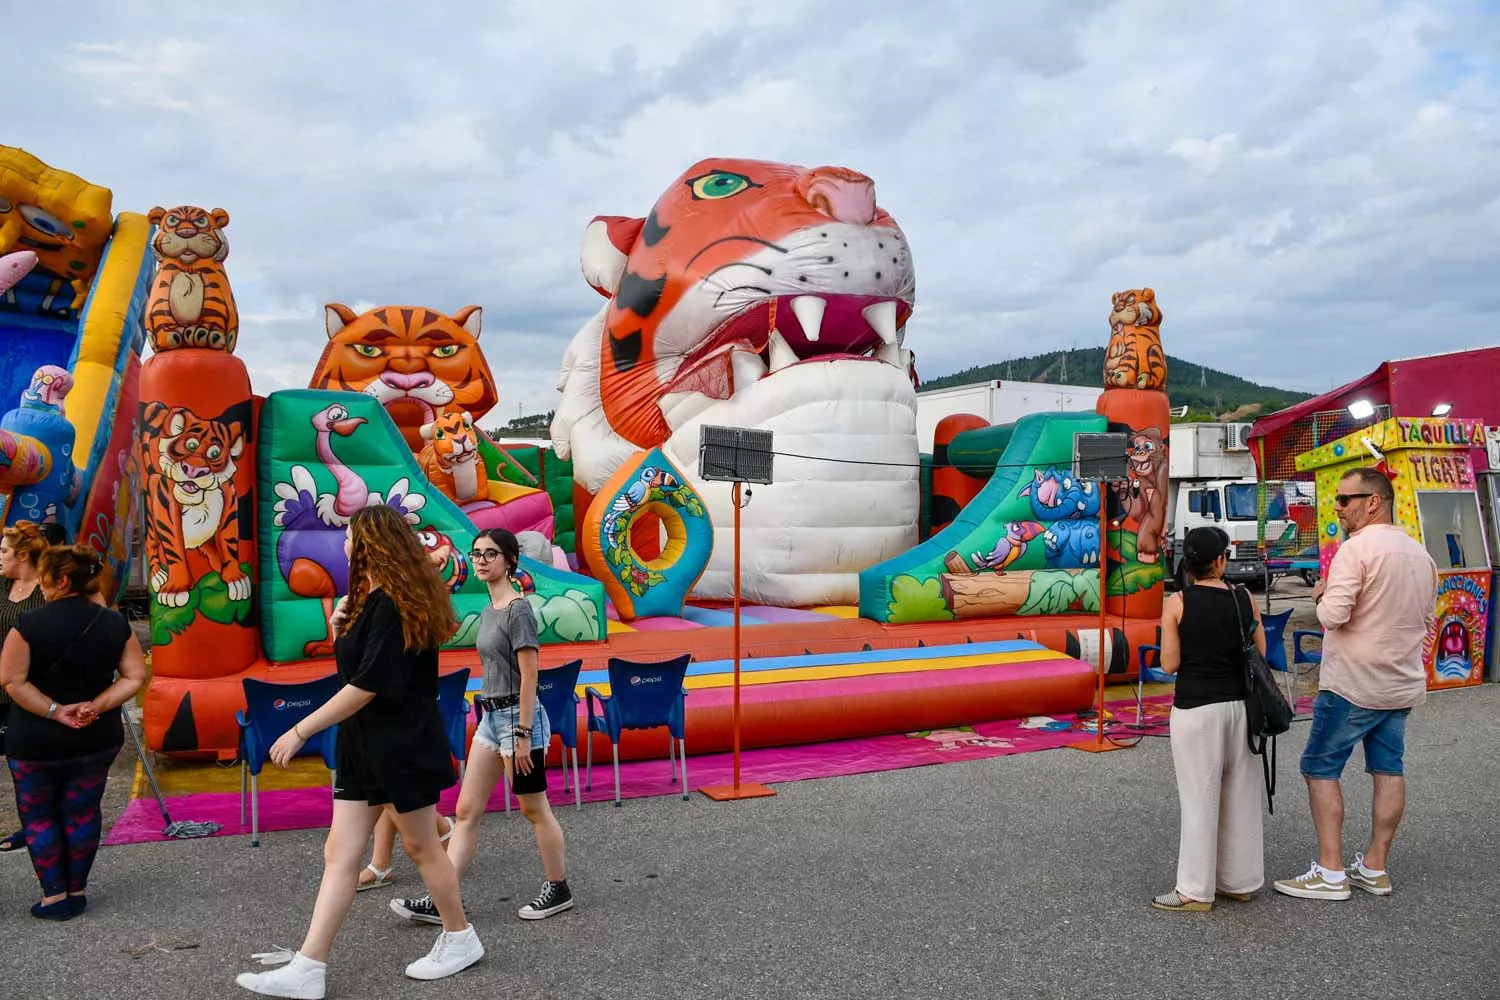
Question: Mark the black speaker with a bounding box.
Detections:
[1073,432,1130,482]
[699,425,775,484]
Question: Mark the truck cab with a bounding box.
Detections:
[1163,478,1297,589]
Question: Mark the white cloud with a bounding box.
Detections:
[1,0,1494,409]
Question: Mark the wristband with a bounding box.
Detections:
[294,723,306,741]
[46,701,59,720]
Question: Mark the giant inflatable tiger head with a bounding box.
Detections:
[552,158,921,606]
[311,303,498,452]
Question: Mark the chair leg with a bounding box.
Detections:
[585,733,593,791]
[503,768,511,813]
[611,742,621,807]
[1135,672,1145,726]
[571,747,581,809]
[251,773,260,849]
[679,737,688,800]
[240,762,247,828]
[668,736,677,785]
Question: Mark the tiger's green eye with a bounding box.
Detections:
[431,344,460,359]
[687,171,755,200]
[352,343,382,358]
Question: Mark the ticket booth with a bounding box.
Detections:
[1296,416,1491,690]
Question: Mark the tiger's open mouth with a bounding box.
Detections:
[664,293,913,399]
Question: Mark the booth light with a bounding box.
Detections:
[1347,399,1376,420]
[1432,402,1452,416]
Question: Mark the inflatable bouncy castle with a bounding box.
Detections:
[0,146,151,596]
[135,156,1173,764]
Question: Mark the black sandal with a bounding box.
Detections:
[0,830,26,852]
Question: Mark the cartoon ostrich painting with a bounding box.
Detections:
[272,402,427,656]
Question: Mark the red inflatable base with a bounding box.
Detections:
[143,612,1158,760]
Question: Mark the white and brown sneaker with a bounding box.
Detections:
[1345,853,1393,896]
[1273,862,1352,900]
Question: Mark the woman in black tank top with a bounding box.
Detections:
[1151,527,1268,912]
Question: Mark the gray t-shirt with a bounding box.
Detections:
[477,598,540,699]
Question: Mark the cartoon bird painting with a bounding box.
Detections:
[272,403,427,656]
[972,522,1045,571]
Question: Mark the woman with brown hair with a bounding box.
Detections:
[1,544,145,920]
[0,521,50,853]
[236,504,482,999]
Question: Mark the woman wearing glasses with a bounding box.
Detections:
[1152,525,1268,912]
[391,527,574,926]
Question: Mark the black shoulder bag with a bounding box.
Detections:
[1230,586,1294,813]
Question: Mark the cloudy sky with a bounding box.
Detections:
[6,0,1497,417]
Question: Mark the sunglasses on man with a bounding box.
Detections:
[1334,492,1375,507]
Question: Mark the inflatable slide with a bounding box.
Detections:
[0,146,152,596]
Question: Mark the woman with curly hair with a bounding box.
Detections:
[0,521,50,853]
[236,504,482,999]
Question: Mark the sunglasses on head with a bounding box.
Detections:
[469,548,503,562]
[1335,492,1374,507]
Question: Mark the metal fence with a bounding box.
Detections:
[1256,403,1391,567]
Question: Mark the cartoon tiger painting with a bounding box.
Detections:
[552,158,920,606]
[141,400,250,608]
[418,410,489,505]
[312,304,498,452]
[145,205,239,354]
[1103,288,1167,392]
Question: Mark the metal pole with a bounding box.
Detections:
[732,480,743,789]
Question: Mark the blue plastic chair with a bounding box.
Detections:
[1293,629,1323,667]
[436,667,472,782]
[584,654,692,807]
[238,674,342,847]
[536,659,584,809]
[1260,609,1294,703]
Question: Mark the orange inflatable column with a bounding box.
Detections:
[1096,288,1171,621]
[136,205,261,753]
[929,413,991,537]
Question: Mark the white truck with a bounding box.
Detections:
[1161,424,1304,589]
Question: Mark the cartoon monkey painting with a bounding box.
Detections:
[1111,427,1169,563]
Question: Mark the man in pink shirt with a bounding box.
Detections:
[1274,467,1437,902]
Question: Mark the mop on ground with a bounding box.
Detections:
[122,709,221,839]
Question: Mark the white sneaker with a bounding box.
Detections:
[235,951,327,999]
[405,924,485,981]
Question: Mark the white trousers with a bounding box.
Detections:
[1169,700,1265,901]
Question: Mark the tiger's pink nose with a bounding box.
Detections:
[796,167,877,226]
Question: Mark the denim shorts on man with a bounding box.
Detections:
[1300,690,1410,779]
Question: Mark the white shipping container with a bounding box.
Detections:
[915,379,1102,452]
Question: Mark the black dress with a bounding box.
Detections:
[331,590,455,813]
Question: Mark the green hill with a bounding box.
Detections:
[919,348,1311,422]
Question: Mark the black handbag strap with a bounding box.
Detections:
[42,605,106,681]
[1228,586,1278,813]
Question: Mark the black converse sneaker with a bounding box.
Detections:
[518,880,574,920]
[390,893,444,925]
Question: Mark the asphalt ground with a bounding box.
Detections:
[1,676,1495,1000]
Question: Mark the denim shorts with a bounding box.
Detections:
[473,701,551,759]
[1300,691,1411,779]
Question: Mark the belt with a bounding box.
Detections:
[476,694,520,712]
